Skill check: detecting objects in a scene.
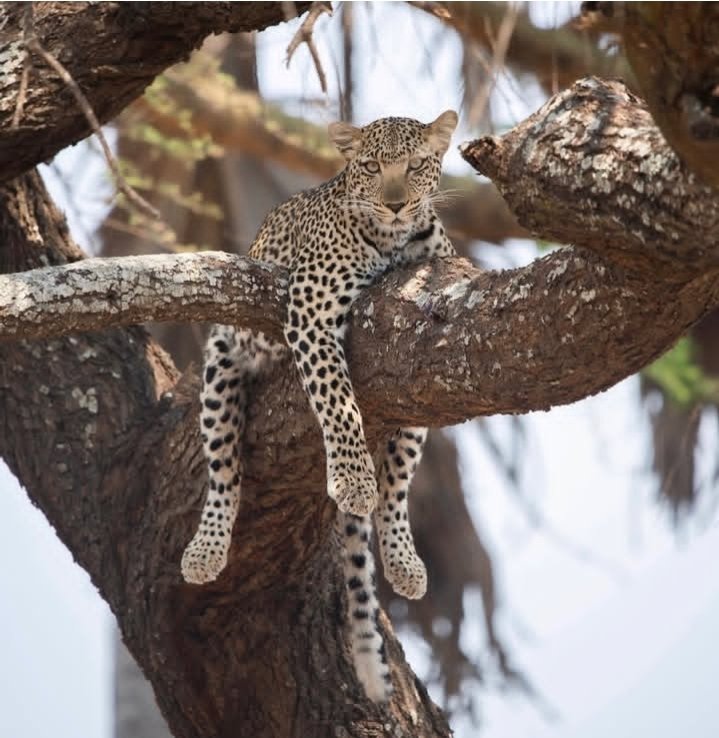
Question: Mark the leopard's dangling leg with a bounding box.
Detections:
[284,259,384,518]
[181,326,283,584]
[375,427,428,599]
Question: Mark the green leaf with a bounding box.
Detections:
[643,337,719,407]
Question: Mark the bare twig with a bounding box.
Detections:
[11,52,31,129]
[466,3,520,126]
[10,3,33,128]
[26,36,161,221]
[285,0,333,93]
[340,1,354,121]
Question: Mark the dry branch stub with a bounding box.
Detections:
[461,77,719,280]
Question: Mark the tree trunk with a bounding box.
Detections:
[0,171,452,737]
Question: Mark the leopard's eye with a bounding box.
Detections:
[408,156,426,171]
[361,160,380,174]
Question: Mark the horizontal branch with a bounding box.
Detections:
[0,252,286,343]
[3,245,719,426]
[4,79,719,427]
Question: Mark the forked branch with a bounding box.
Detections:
[285,0,333,92]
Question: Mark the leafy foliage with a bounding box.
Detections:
[643,337,719,408]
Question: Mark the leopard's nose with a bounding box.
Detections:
[386,201,406,214]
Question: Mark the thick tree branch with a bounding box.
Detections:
[0,1,310,182]
[461,78,719,280]
[0,252,286,343]
[3,79,719,428]
[4,245,717,426]
[580,2,719,189]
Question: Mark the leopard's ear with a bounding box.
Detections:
[328,121,363,160]
[427,110,458,155]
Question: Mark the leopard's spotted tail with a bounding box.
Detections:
[339,512,392,702]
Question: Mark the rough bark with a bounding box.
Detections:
[461,78,719,279]
[0,172,452,738]
[583,2,719,189]
[0,252,287,342]
[3,246,719,425]
[625,3,719,190]
[0,1,309,183]
[5,80,719,420]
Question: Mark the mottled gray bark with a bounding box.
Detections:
[3,246,719,425]
[0,252,287,342]
[461,78,719,279]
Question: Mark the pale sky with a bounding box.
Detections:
[3,4,719,738]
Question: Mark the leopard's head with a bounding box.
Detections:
[328,111,457,227]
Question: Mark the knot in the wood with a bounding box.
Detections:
[458,137,502,179]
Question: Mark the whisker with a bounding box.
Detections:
[427,189,463,204]
[339,198,375,214]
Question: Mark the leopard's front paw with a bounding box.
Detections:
[328,465,378,516]
[181,535,229,585]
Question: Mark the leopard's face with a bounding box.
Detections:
[329,112,458,228]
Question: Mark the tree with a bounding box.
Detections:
[2,3,719,737]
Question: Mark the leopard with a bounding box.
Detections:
[181,111,458,702]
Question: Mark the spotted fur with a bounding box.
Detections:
[376,427,429,599]
[181,112,458,701]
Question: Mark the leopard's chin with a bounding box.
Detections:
[376,213,410,228]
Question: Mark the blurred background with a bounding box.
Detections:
[2,3,719,736]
